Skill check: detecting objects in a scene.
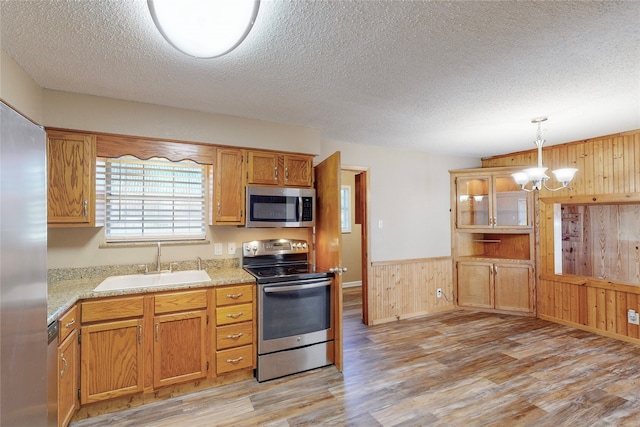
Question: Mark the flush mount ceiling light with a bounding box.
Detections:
[512,117,578,192]
[148,0,260,58]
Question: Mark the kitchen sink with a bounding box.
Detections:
[94,270,211,292]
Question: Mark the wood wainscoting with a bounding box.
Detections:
[482,128,640,345]
[369,256,454,325]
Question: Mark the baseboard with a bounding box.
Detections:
[342,281,362,288]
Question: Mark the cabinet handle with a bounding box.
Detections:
[83,199,88,218]
[274,167,278,180]
[226,293,243,299]
[64,318,75,328]
[138,325,143,344]
[226,356,244,364]
[493,216,497,226]
[226,332,244,340]
[155,323,159,342]
[217,201,221,217]
[285,167,289,181]
[226,312,244,319]
[60,353,68,378]
[494,265,498,275]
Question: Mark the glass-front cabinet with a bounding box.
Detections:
[450,166,536,316]
[455,172,531,229]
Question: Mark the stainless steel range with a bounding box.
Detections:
[242,239,334,382]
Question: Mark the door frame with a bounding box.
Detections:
[342,165,370,325]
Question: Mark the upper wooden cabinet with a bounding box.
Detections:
[212,148,245,225]
[246,150,313,187]
[47,130,99,227]
[452,168,532,231]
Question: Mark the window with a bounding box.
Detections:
[98,156,206,242]
[341,185,351,233]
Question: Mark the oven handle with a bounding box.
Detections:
[263,280,331,293]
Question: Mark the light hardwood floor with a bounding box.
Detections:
[71,287,640,426]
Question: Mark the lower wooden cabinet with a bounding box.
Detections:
[80,318,144,404]
[214,283,255,375]
[58,326,79,427]
[457,260,533,313]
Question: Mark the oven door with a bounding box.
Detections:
[258,278,333,354]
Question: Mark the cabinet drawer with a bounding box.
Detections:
[215,284,253,306]
[81,296,144,323]
[216,303,253,326]
[154,290,207,314]
[216,345,253,374]
[59,305,79,343]
[216,322,253,350]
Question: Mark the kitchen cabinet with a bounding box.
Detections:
[457,260,533,312]
[80,296,144,404]
[214,284,255,375]
[153,290,208,388]
[212,148,245,225]
[450,166,536,316]
[453,169,531,230]
[47,130,99,227]
[58,306,79,427]
[246,150,313,187]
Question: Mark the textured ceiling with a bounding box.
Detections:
[1,0,639,158]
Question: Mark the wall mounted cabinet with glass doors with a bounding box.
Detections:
[450,166,536,316]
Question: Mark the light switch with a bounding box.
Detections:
[214,243,223,256]
[228,242,236,254]
[378,220,383,229]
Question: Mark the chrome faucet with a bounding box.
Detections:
[196,256,202,271]
[156,241,162,272]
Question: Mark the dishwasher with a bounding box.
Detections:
[47,321,59,427]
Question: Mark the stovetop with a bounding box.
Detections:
[242,239,333,284]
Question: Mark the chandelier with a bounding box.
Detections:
[511,117,577,192]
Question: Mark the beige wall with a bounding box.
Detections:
[340,171,362,284]
[319,138,479,262]
[0,49,44,123]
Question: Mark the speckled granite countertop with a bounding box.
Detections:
[47,260,255,325]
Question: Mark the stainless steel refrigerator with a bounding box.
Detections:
[0,101,48,426]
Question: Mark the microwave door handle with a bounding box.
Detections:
[298,196,302,222]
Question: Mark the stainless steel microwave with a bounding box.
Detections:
[245,186,315,228]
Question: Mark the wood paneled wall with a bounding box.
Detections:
[482,128,640,344]
[369,257,454,325]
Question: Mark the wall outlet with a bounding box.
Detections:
[436,288,442,298]
[227,242,236,255]
[214,243,223,256]
[628,309,640,325]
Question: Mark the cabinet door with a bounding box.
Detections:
[457,261,493,308]
[58,329,78,427]
[456,177,490,228]
[80,319,144,404]
[494,263,533,312]
[153,310,207,388]
[247,151,279,185]
[47,131,96,225]
[213,148,244,224]
[283,154,312,187]
[493,175,530,228]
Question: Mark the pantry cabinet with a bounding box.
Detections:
[450,167,536,316]
[246,150,313,187]
[47,130,99,227]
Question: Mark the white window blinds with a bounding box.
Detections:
[98,156,206,242]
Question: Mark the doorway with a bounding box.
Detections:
[341,167,369,325]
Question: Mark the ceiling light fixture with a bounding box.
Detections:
[511,117,578,192]
[148,0,260,59]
